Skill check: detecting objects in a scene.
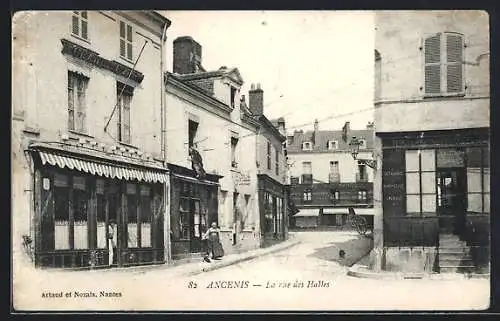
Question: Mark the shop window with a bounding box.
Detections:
[405,149,436,215]
[68,71,89,134]
[264,193,275,233]
[119,21,133,61]
[466,147,489,214]
[96,179,107,249]
[71,11,88,40]
[126,183,138,248]
[54,174,70,250]
[117,82,133,144]
[140,185,152,248]
[72,176,88,250]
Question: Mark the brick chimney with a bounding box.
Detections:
[248,83,264,115]
[173,36,203,74]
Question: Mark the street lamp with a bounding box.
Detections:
[348,136,377,169]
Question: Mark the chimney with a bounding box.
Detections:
[366,121,375,129]
[173,36,203,75]
[314,119,319,133]
[249,83,264,115]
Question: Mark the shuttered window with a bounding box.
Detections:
[71,11,88,40]
[120,21,133,61]
[424,32,464,95]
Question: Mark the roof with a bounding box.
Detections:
[175,67,244,86]
[254,115,286,142]
[287,129,374,153]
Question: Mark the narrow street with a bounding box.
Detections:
[14,230,490,311]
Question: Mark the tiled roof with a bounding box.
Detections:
[287,129,374,153]
[174,66,243,85]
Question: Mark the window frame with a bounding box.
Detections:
[267,141,272,170]
[422,31,465,97]
[117,82,133,144]
[302,142,312,151]
[275,146,279,175]
[67,71,89,134]
[71,11,89,41]
[119,21,134,62]
[303,190,312,202]
[327,140,338,150]
[231,137,239,168]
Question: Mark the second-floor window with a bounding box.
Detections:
[267,141,272,170]
[275,147,279,175]
[302,161,312,184]
[303,190,312,202]
[72,11,88,40]
[67,71,89,133]
[120,21,133,61]
[117,82,133,144]
[302,142,312,151]
[329,161,340,183]
[231,137,239,168]
[424,32,464,95]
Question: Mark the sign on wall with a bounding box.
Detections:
[382,149,405,217]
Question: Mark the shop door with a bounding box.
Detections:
[437,169,466,236]
[190,199,205,253]
[106,182,123,267]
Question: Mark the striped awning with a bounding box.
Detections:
[295,209,320,217]
[322,208,375,215]
[38,151,168,183]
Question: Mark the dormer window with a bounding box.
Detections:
[230,86,237,108]
[327,140,338,150]
[302,142,312,151]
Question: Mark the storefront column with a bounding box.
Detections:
[163,179,171,263]
[371,135,384,272]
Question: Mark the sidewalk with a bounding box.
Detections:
[104,236,301,277]
[347,251,490,280]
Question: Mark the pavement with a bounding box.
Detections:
[12,230,490,311]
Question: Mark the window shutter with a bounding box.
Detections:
[120,21,126,57]
[72,14,79,35]
[424,34,441,94]
[81,18,88,40]
[446,33,463,93]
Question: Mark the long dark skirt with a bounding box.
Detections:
[207,233,224,258]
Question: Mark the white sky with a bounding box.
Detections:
[161,11,375,133]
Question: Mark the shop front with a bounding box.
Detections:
[29,142,169,269]
[379,128,490,272]
[168,163,221,260]
[257,174,286,247]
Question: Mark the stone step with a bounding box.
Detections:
[440,266,476,273]
[439,252,472,261]
[439,258,475,267]
[439,239,467,245]
[439,247,470,254]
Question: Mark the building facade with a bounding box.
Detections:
[374,11,490,274]
[12,11,172,269]
[166,36,262,257]
[247,86,289,247]
[287,121,375,229]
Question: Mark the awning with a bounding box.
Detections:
[322,208,375,215]
[295,209,320,217]
[37,150,168,183]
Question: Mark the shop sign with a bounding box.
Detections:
[233,171,251,186]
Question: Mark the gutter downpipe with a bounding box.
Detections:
[160,21,172,264]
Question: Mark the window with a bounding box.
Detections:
[263,193,275,233]
[424,32,464,95]
[117,82,133,144]
[405,149,436,215]
[230,86,237,108]
[290,176,299,185]
[67,71,88,133]
[329,161,339,183]
[231,137,239,168]
[359,139,367,149]
[71,11,88,40]
[357,190,368,202]
[465,147,490,214]
[303,190,312,202]
[275,147,279,175]
[357,164,367,182]
[120,21,133,61]
[188,120,199,149]
[267,141,272,170]
[302,142,312,151]
[302,161,312,184]
[327,140,338,150]
[330,190,340,202]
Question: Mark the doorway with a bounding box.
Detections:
[436,168,467,236]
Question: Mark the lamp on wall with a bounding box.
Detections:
[348,136,377,169]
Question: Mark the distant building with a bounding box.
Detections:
[374,11,490,274]
[286,120,375,229]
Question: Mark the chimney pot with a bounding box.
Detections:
[257,83,261,90]
[251,84,255,90]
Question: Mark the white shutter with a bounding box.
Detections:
[446,33,464,93]
[424,34,441,94]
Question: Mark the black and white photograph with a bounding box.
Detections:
[11,10,490,311]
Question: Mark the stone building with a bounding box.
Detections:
[373,11,490,274]
[12,11,172,268]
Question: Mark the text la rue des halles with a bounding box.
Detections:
[202,280,331,289]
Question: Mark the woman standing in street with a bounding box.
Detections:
[203,221,224,260]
